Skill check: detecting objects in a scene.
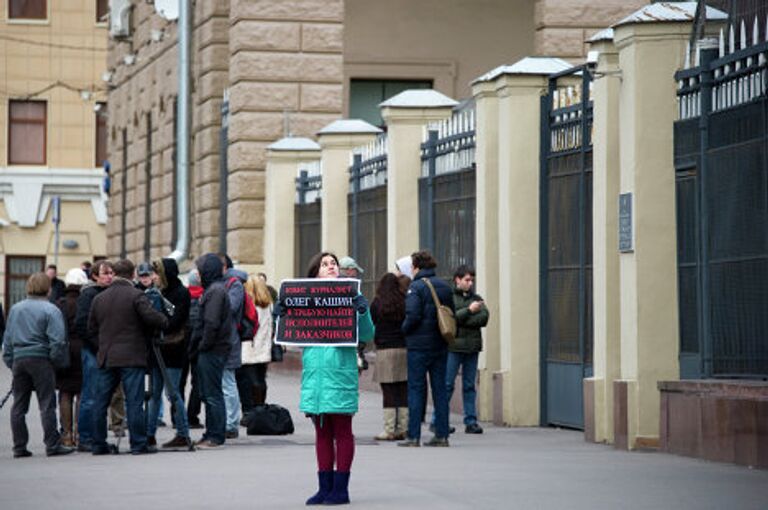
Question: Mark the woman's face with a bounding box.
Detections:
[317,255,339,279]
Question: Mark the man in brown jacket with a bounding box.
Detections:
[88,259,169,455]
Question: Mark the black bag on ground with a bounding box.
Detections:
[245,404,294,435]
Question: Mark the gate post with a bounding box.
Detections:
[317,120,381,256]
[613,13,691,450]
[265,137,321,285]
[492,57,571,427]
[471,78,502,424]
[380,90,457,266]
[586,32,622,445]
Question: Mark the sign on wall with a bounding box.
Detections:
[275,278,360,347]
[619,192,633,253]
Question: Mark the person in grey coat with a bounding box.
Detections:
[221,254,245,439]
[2,272,73,458]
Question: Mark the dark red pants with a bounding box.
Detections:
[313,414,354,472]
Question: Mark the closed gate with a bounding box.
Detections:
[349,144,388,299]
[540,66,593,429]
[294,164,322,277]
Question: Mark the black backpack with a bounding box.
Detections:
[245,404,295,435]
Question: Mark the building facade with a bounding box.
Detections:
[0,0,109,310]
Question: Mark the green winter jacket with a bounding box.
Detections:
[299,307,375,415]
[450,286,489,353]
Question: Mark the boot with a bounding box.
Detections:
[59,393,74,447]
[374,408,397,441]
[306,471,334,505]
[323,471,350,505]
[394,407,409,441]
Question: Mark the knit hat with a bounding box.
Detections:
[395,256,413,279]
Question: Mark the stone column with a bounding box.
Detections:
[471,79,501,423]
[264,137,321,285]
[613,17,690,450]
[492,58,570,426]
[380,90,457,265]
[585,33,621,444]
[317,120,381,256]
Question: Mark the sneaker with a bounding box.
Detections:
[195,439,222,449]
[46,444,75,457]
[465,423,484,434]
[397,438,420,447]
[131,445,158,455]
[13,449,33,459]
[225,429,239,439]
[77,442,93,453]
[162,435,192,449]
[423,436,450,447]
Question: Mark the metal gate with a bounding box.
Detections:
[674,15,768,379]
[418,111,476,280]
[348,138,388,299]
[294,163,322,277]
[540,66,593,429]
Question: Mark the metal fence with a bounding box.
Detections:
[418,110,476,280]
[348,135,388,298]
[540,65,594,429]
[294,160,322,277]
[674,14,768,378]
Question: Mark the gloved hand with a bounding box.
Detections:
[352,293,369,314]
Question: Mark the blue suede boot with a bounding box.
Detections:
[306,471,334,505]
[323,471,350,505]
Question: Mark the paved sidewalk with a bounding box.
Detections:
[0,365,766,510]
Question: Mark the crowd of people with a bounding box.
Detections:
[1,248,489,506]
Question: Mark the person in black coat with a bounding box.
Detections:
[398,250,454,447]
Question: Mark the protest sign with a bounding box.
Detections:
[275,278,360,347]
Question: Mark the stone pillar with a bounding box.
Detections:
[471,79,501,423]
[613,17,690,450]
[380,90,457,265]
[585,33,621,444]
[491,58,570,426]
[264,137,321,285]
[317,120,381,256]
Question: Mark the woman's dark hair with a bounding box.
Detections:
[374,273,406,321]
[411,250,437,270]
[306,251,339,278]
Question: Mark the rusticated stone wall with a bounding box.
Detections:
[227,0,344,264]
[534,0,647,59]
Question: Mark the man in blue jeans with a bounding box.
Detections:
[190,253,233,448]
[74,259,114,451]
[88,259,168,455]
[432,265,489,434]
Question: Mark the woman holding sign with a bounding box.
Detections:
[298,252,374,506]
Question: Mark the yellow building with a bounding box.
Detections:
[0,0,108,310]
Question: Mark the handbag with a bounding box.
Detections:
[421,278,457,346]
[271,341,284,362]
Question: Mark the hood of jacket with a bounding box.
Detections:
[225,267,248,283]
[153,257,181,291]
[198,253,224,289]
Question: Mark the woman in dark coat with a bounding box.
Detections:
[370,273,409,441]
[55,268,90,447]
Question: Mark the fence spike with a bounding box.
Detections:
[719,28,725,58]
[729,23,735,54]
[741,20,747,50]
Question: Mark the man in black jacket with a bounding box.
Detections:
[74,259,114,451]
[398,250,454,447]
[192,253,233,448]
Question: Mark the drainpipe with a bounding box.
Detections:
[169,0,190,262]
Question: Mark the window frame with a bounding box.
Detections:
[8,99,47,166]
[4,255,46,312]
[7,0,48,22]
[96,0,109,24]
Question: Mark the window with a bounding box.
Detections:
[349,79,433,128]
[8,100,46,165]
[4,256,45,311]
[9,0,46,20]
[95,103,108,166]
[96,0,108,22]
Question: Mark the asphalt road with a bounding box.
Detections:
[0,364,766,510]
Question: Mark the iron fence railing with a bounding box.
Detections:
[349,134,387,192]
[420,110,476,178]
[295,160,321,205]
